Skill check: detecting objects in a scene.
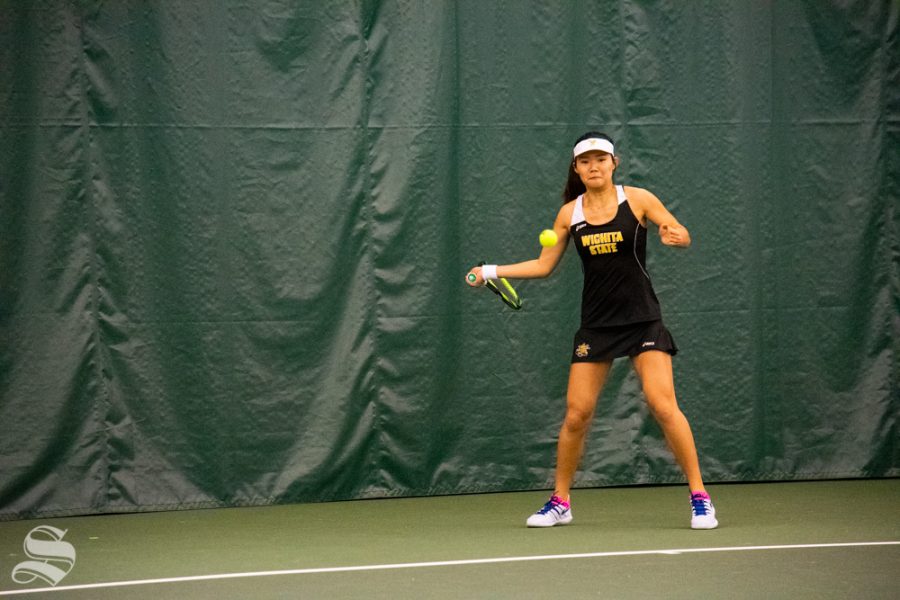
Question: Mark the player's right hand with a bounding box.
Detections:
[465,267,484,287]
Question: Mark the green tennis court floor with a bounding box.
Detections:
[0,479,897,599]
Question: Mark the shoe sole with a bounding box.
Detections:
[691,519,719,530]
[526,515,573,528]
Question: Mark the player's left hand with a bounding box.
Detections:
[659,223,689,247]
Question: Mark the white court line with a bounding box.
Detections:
[0,541,897,596]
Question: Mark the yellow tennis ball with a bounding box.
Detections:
[539,229,558,247]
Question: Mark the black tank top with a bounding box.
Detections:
[569,186,661,328]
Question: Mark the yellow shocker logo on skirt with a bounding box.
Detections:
[575,343,590,358]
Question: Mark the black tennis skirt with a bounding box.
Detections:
[571,320,678,363]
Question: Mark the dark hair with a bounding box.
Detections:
[561,131,616,203]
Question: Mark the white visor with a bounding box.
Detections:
[573,138,615,158]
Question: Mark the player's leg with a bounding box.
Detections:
[554,360,612,499]
[631,350,703,488]
[631,350,717,529]
[527,361,610,527]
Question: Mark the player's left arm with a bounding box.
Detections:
[626,186,691,248]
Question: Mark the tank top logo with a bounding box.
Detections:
[580,231,624,255]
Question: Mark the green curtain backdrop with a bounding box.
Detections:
[1,0,897,520]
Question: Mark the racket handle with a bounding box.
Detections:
[466,273,477,283]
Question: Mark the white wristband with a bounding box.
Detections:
[481,264,498,281]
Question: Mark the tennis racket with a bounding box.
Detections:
[467,261,523,310]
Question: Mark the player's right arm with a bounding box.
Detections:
[466,201,573,285]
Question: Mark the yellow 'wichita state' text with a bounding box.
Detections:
[581,231,623,255]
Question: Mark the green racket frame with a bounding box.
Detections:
[478,261,522,310]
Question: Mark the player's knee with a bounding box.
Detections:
[563,406,594,432]
[646,395,679,424]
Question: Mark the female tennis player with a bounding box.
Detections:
[466,132,717,530]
